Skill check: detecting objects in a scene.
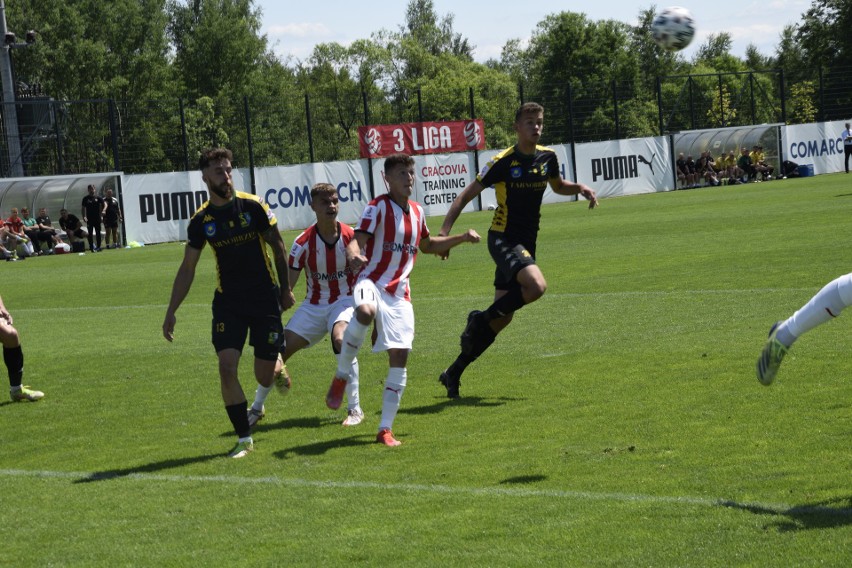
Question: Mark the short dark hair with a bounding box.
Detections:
[198,148,233,171]
[384,153,414,173]
[310,182,337,200]
[515,102,544,122]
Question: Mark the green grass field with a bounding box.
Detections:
[1,175,850,566]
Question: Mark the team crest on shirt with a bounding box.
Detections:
[239,212,251,227]
[510,166,523,178]
[204,222,216,237]
[267,331,279,345]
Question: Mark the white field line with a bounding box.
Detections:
[3,467,846,518]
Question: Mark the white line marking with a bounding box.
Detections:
[4,468,846,518]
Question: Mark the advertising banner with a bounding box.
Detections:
[358,119,485,158]
[574,137,672,198]
[782,120,849,175]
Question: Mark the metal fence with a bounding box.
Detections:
[1,65,850,179]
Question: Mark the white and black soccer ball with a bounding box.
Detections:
[651,6,696,51]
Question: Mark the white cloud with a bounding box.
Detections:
[266,22,332,39]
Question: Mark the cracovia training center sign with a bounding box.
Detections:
[358,119,485,158]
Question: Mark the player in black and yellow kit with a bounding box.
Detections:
[162,148,296,458]
[437,102,599,398]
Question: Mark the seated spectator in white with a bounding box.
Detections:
[58,209,87,246]
[4,209,34,257]
[34,208,61,253]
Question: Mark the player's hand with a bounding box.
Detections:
[580,187,599,209]
[463,229,481,243]
[162,313,176,342]
[0,309,12,326]
[281,289,296,311]
[348,253,368,273]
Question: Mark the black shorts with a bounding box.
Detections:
[488,231,537,291]
[104,216,119,229]
[211,290,283,361]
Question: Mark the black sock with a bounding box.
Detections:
[225,401,251,439]
[450,324,497,377]
[3,346,23,388]
[484,286,525,322]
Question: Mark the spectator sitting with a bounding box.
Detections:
[4,208,34,257]
[685,155,700,188]
[0,220,17,260]
[58,208,87,249]
[34,208,61,253]
[19,208,44,255]
[738,147,756,183]
[750,145,774,181]
[697,151,720,186]
[676,153,695,189]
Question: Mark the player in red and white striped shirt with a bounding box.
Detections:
[249,183,365,427]
[325,154,481,446]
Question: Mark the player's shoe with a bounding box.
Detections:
[273,355,291,395]
[10,386,44,402]
[439,370,460,399]
[376,428,401,446]
[342,407,364,427]
[227,439,254,458]
[460,310,484,355]
[756,321,788,386]
[247,405,265,429]
[326,376,347,410]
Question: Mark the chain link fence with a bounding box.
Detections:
[1,66,850,179]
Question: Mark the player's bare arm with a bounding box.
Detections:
[346,231,370,273]
[287,266,302,295]
[553,179,599,209]
[163,245,202,341]
[420,229,481,256]
[439,179,485,237]
[263,226,296,311]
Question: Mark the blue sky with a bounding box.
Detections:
[255,1,810,64]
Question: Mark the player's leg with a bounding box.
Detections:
[757,272,852,385]
[328,281,377,409]
[94,222,103,250]
[245,311,285,428]
[1,317,43,402]
[374,297,413,446]
[212,305,253,457]
[332,304,363,426]
[86,224,95,251]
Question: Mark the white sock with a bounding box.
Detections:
[238,436,253,444]
[252,383,273,411]
[336,319,369,378]
[346,357,360,410]
[379,367,407,431]
[779,273,852,346]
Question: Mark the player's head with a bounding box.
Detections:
[106,188,113,197]
[384,153,415,202]
[59,208,68,217]
[199,147,234,200]
[514,102,544,147]
[310,182,339,220]
[87,184,95,195]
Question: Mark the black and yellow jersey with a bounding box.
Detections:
[187,191,278,296]
[478,145,561,244]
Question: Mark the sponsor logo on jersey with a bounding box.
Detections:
[203,214,214,222]
[383,242,418,254]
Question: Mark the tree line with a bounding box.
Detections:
[4,0,850,176]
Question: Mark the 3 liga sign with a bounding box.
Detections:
[358,119,485,158]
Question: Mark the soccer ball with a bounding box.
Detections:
[651,6,696,51]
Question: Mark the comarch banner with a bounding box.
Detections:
[123,161,370,244]
[783,120,850,175]
[574,137,672,198]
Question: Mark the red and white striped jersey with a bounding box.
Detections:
[289,222,356,305]
[356,194,430,301]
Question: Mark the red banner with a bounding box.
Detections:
[358,119,485,158]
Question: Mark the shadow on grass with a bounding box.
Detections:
[500,475,548,485]
[720,496,852,531]
[400,396,522,416]
[273,435,373,459]
[73,453,222,484]
[219,415,329,438]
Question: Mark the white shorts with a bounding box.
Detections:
[285,297,355,347]
[353,279,414,352]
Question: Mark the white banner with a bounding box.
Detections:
[782,120,850,175]
[255,160,370,228]
[369,153,478,217]
[574,137,672,198]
